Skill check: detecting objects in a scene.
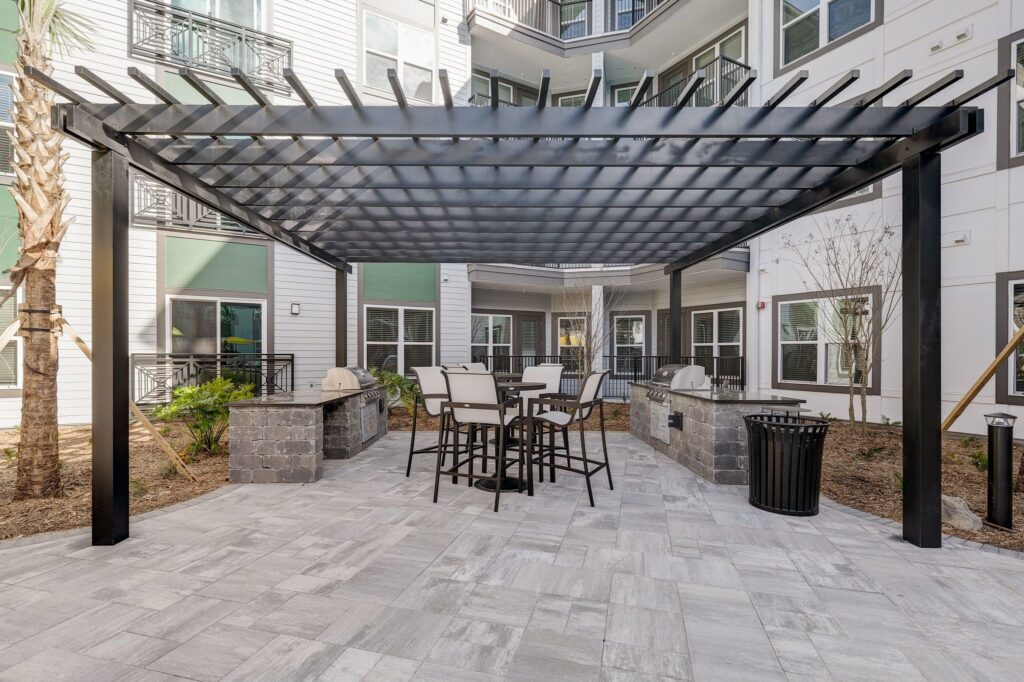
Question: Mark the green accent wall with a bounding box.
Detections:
[163,71,254,105]
[0,190,19,275]
[362,263,436,302]
[0,1,16,66]
[164,236,267,293]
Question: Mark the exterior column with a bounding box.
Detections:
[669,270,682,364]
[335,268,346,367]
[901,150,942,548]
[92,150,130,546]
[591,284,604,371]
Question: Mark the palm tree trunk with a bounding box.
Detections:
[14,266,60,498]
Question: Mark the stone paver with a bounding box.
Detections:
[1,431,1024,680]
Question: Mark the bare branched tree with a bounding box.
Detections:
[780,214,902,433]
[556,284,625,378]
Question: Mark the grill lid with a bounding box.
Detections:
[650,364,689,387]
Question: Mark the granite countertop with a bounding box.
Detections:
[630,382,805,405]
[228,388,374,408]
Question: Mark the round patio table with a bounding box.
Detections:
[474,380,545,493]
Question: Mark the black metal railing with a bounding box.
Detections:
[131,353,294,404]
[640,56,752,107]
[610,0,666,31]
[129,0,293,94]
[481,354,744,399]
[469,94,520,107]
[472,0,593,40]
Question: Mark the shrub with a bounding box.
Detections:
[970,450,988,471]
[153,377,253,457]
[370,369,417,414]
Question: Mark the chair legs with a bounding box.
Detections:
[409,399,455,478]
[528,413,612,508]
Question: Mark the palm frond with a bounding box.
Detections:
[17,0,94,56]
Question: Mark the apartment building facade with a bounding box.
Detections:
[0,0,1021,436]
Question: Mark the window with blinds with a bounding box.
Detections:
[0,73,13,176]
[0,289,18,387]
[365,305,434,375]
[613,315,644,374]
[778,296,870,386]
[470,313,512,366]
[691,308,742,359]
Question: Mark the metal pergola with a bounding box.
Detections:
[31,63,1012,549]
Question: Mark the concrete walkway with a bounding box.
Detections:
[1,432,1023,681]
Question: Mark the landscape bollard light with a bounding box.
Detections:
[984,413,1016,530]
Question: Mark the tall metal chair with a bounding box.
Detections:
[526,370,613,507]
[407,366,460,477]
[435,371,523,511]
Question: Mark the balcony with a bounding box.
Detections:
[128,0,293,94]
[471,0,593,41]
[640,56,752,107]
[609,0,668,31]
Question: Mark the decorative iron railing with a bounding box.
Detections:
[472,0,593,40]
[640,56,752,107]
[129,0,293,94]
[480,354,744,399]
[130,172,259,237]
[609,0,667,31]
[131,353,294,405]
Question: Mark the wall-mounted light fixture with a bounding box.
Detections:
[290,303,301,316]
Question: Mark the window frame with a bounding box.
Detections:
[1007,277,1024,397]
[362,11,435,104]
[611,314,645,374]
[692,27,746,71]
[165,294,268,355]
[363,304,435,376]
[0,70,14,179]
[776,0,880,72]
[471,313,513,362]
[556,92,586,107]
[1011,37,1024,160]
[771,288,882,395]
[556,315,587,359]
[0,286,22,390]
[612,84,637,107]
[691,306,743,358]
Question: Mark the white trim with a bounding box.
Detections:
[780,0,874,67]
[166,294,268,354]
[363,10,435,103]
[0,70,15,178]
[691,306,743,358]
[1011,38,1024,159]
[1008,278,1024,396]
[470,313,512,360]
[777,295,870,387]
[0,287,22,389]
[612,314,645,373]
[556,92,586,107]
[364,304,435,375]
[692,26,746,71]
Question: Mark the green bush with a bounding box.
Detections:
[153,377,253,457]
[370,369,417,414]
[970,450,989,471]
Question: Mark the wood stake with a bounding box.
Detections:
[942,322,1024,432]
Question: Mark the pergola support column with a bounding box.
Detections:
[901,150,942,548]
[336,269,347,366]
[669,270,682,364]
[92,150,130,546]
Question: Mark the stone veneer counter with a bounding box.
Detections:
[629,383,805,485]
[228,387,388,484]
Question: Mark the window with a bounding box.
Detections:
[615,0,644,30]
[1013,39,1024,157]
[171,0,264,29]
[0,72,13,176]
[612,315,644,374]
[365,305,434,375]
[364,12,434,102]
[781,0,873,66]
[0,288,20,388]
[557,93,585,107]
[560,1,588,39]
[1009,280,1024,395]
[692,29,745,105]
[557,316,586,369]
[472,75,513,106]
[778,296,870,386]
[471,314,512,366]
[692,308,742,359]
[168,296,265,354]
[613,85,636,107]
[170,0,265,68]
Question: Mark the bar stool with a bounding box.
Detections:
[407,366,463,477]
[527,370,613,507]
[435,371,524,511]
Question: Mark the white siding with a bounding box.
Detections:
[274,246,337,390]
[439,264,471,363]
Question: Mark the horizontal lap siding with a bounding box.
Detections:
[440,264,471,364]
[274,246,337,390]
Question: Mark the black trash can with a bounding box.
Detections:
[744,414,830,516]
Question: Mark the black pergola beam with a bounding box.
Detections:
[58,106,350,272]
[269,205,765,223]
[665,108,981,272]
[902,149,942,548]
[669,270,682,363]
[163,138,886,169]
[74,66,130,104]
[78,104,962,138]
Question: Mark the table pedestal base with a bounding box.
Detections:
[474,477,528,493]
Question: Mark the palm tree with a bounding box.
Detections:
[9,0,90,499]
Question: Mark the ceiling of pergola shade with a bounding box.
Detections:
[37,64,1010,272]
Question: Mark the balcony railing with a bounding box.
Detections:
[469,94,519,107]
[610,0,667,31]
[640,56,752,107]
[132,353,294,405]
[479,354,745,399]
[129,0,293,94]
[472,0,593,40]
[131,172,259,237]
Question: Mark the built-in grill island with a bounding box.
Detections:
[227,367,388,483]
[630,367,805,485]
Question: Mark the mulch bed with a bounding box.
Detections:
[822,421,1024,552]
[0,422,229,541]
[386,401,632,432]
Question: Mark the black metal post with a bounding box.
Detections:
[92,150,130,546]
[669,269,682,364]
[336,268,347,367]
[986,413,1015,529]
[901,150,942,548]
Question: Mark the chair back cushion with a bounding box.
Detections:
[410,366,447,416]
[463,362,489,372]
[442,364,469,373]
[522,364,563,393]
[444,371,502,425]
[577,370,609,420]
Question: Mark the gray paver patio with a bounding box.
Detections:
[1,431,1024,680]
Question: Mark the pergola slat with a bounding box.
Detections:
[267,205,765,223]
